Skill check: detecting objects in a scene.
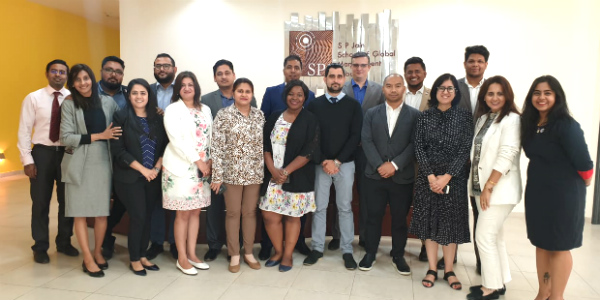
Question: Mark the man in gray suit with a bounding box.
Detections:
[331,52,384,250]
[357,74,419,274]
[202,59,257,262]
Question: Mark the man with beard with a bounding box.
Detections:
[304,64,362,269]
[18,59,79,263]
[404,57,431,112]
[146,53,179,260]
[100,56,129,259]
[258,55,315,260]
[201,59,257,262]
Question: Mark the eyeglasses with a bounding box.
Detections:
[437,86,456,93]
[154,64,173,70]
[352,64,368,69]
[49,70,67,75]
[102,68,124,76]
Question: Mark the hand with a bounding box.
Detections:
[480,187,492,211]
[139,167,157,182]
[24,164,37,179]
[427,174,443,194]
[377,162,396,178]
[205,160,212,177]
[322,160,339,175]
[156,107,164,116]
[102,123,122,140]
[584,177,592,186]
[210,182,222,193]
[195,160,210,178]
[275,169,288,185]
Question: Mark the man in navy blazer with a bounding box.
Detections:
[260,55,315,120]
[258,55,315,259]
[358,74,420,274]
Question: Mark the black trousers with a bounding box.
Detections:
[102,189,126,248]
[363,176,413,257]
[470,195,481,265]
[114,177,160,261]
[30,145,73,252]
[206,191,226,250]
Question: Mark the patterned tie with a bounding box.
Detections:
[49,91,62,142]
[330,97,338,104]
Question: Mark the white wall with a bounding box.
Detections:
[120,0,600,218]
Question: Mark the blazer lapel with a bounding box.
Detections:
[390,105,408,137]
[378,105,390,138]
[363,81,376,107]
[344,81,355,98]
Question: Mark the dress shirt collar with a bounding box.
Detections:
[385,100,403,113]
[156,82,174,91]
[44,85,68,96]
[351,78,368,89]
[465,77,484,89]
[406,85,424,96]
[325,91,346,103]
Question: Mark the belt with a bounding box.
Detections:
[34,144,65,151]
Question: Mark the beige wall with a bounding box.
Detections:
[120,0,600,217]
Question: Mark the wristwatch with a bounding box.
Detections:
[282,169,289,176]
[154,167,160,173]
[334,159,341,168]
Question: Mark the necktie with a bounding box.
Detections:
[330,97,338,104]
[49,91,62,142]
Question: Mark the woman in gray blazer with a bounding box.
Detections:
[467,76,521,300]
[60,64,121,278]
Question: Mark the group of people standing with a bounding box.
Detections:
[18,45,593,300]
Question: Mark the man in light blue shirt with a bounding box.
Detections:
[151,53,177,110]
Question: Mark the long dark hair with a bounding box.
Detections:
[67,64,100,110]
[126,78,160,140]
[171,71,202,109]
[521,75,571,145]
[428,73,462,108]
[474,75,520,123]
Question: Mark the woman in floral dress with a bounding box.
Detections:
[259,80,319,272]
[162,71,211,275]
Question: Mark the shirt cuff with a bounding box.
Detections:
[578,169,593,180]
[80,134,92,145]
[391,161,399,171]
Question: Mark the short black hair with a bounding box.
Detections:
[464,45,490,62]
[324,63,345,77]
[155,53,175,67]
[46,59,69,73]
[232,77,254,93]
[102,56,125,69]
[428,73,462,107]
[213,59,234,76]
[403,57,426,71]
[351,52,370,64]
[284,55,303,69]
[282,80,310,106]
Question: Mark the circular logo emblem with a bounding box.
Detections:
[294,31,316,51]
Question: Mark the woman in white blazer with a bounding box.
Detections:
[162,71,211,275]
[466,76,522,300]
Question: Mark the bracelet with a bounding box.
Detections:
[154,167,160,173]
[334,159,341,168]
[487,180,497,186]
[282,169,289,176]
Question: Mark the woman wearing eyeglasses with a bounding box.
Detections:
[410,73,474,291]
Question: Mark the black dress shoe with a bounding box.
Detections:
[466,289,500,300]
[358,253,376,271]
[143,263,160,271]
[418,245,428,262]
[436,255,458,269]
[469,285,506,295]
[95,259,109,270]
[204,248,220,262]
[303,250,323,266]
[146,243,164,260]
[82,262,105,278]
[170,243,178,259]
[101,235,115,259]
[57,244,80,257]
[101,247,113,260]
[295,241,311,255]
[327,238,340,250]
[358,240,366,248]
[342,253,357,270]
[33,251,50,264]
[130,264,147,276]
[392,256,411,275]
[258,246,272,261]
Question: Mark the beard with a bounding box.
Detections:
[327,84,342,94]
[154,72,175,85]
[100,79,121,90]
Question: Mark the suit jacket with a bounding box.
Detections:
[260,83,315,119]
[162,100,212,177]
[202,89,257,119]
[60,95,118,185]
[467,112,522,205]
[342,80,385,113]
[361,103,420,184]
[457,77,483,115]
[418,87,432,112]
[111,108,168,183]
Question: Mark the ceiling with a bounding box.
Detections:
[28,0,120,29]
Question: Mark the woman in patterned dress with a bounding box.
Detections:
[211,78,265,273]
[162,71,211,275]
[259,80,319,272]
[409,73,474,290]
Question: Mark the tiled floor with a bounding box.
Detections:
[1,174,599,300]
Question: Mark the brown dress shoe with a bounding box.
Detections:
[244,255,261,270]
[228,262,241,273]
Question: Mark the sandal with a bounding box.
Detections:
[443,271,462,290]
[422,269,438,288]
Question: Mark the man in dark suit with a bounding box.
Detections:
[258,55,315,259]
[330,52,385,251]
[357,74,419,274]
[202,59,257,262]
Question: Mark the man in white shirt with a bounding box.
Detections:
[403,57,431,112]
[17,60,79,264]
[358,74,420,274]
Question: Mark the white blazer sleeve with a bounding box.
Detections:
[492,114,521,174]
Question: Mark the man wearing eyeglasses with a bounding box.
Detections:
[18,59,79,264]
[335,51,385,251]
[151,53,178,111]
